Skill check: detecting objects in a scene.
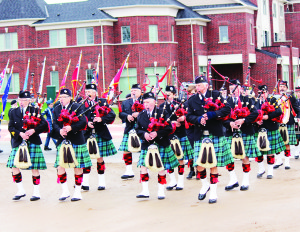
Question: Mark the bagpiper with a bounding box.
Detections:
[7,90,49,201]
[52,88,92,201]
[82,83,117,191]
[118,84,142,179]
[294,86,300,159]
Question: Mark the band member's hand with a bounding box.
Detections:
[230,122,240,129]
[127,115,134,122]
[200,117,206,125]
[172,121,181,127]
[25,129,35,137]
[93,117,102,123]
[262,115,269,120]
[149,131,157,140]
[60,129,67,137]
[177,116,185,122]
[64,125,72,132]
[88,122,94,128]
[235,119,245,126]
[203,114,208,120]
[132,112,139,118]
[257,120,263,125]
[20,132,29,140]
[144,132,152,141]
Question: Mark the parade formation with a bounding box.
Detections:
[3,57,300,205]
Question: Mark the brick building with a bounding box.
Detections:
[0,0,300,100]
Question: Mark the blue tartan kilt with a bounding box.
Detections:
[7,142,47,170]
[54,143,92,168]
[138,145,179,170]
[118,133,129,152]
[254,130,286,155]
[227,133,262,158]
[193,135,234,167]
[287,124,297,145]
[95,134,117,157]
[179,136,194,160]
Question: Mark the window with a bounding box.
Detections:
[199,66,207,76]
[144,67,167,98]
[119,68,137,99]
[50,71,59,90]
[49,30,66,47]
[273,3,277,18]
[250,24,253,44]
[76,27,94,45]
[0,33,18,50]
[86,69,94,84]
[121,26,131,43]
[280,5,284,17]
[171,25,174,42]
[282,65,289,88]
[200,26,204,43]
[0,73,20,93]
[263,31,269,46]
[274,33,278,42]
[219,26,229,42]
[293,65,298,86]
[263,0,267,15]
[149,25,158,42]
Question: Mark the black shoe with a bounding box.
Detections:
[0,149,3,153]
[98,186,105,191]
[267,175,273,179]
[186,171,195,180]
[257,171,265,178]
[225,182,239,191]
[208,199,217,204]
[71,198,81,202]
[44,147,52,151]
[136,194,149,198]
[240,185,249,191]
[273,163,283,169]
[30,196,40,201]
[166,184,177,191]
[158,196,165,200]
[175,187,183,191]
[81,185,89,191]
[198,187,210,200]
[295,155,299,159]
[12,194,26,200]
[59,195,70,201]
[121,175,134,179]
[285,166,291,170]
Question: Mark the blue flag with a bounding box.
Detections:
[1,68,13,120]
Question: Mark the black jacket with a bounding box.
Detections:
[254,97,282,132]
[119,98,141,134]
[223,95,258,136]
[83,97,116,141]
[186,91,230,141]
[285,94,300,125]
[136,107,172,150]
[9,106,49,148]
[52,101,87,146]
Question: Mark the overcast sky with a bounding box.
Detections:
[45,0,87,4]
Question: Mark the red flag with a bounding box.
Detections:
[71,51,82,99]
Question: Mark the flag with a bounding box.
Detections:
[37,57,46,94]
[92,54,100,85]
[158,65,172,83]
[54,59,71,103]
[1,65,13,120]
[23,58,30,91]
[71,51,82,99]
[0,59,10,91]
[102,53,130,102]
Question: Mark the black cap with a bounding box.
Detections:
[258,85,268,92]
[143,92,155,100]
[279,80,288,87]
[229,79,240,86]
[125,93,131,98]
[165,85,176,93]
[195,75,208,84]
[19,90,31,99]
[11,99,17,105]
[60,88,72,97]
[131,84,141,90]
[295,86,300,92]
[86,84,97,90]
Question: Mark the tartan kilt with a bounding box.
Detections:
[138,145,179,170]
[227,134,262,158]
[95,134,117,157]
[7,142,47,170]
[179,136,194,160]
[287,124,297,145]
[54,143,92,168]
[193,135,234,167]
[118,133,129,152]
[254,130,286,155]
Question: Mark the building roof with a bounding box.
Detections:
[0,0,46,21]
[239,0,257,8]
[255,48,281,58]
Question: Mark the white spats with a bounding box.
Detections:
[98,174,106,190]
[285,156,290,169]
[208,184,217,204]
[274,155,283,169]
[16,182,26,196]
[166,173,177,190]
[199,178,210,195]
[176,174,184,190]
[241,172,249,188]
[136,181,149,198]
[257,162,265,178]
[227,170,238,187]
[157,183,165,200]
[32,185,40,198]
[59,182,70,201]
[121,165,135,179]
[267,164,274,179]
[71,185,82,201]
[82,173,90,188]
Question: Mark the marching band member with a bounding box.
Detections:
[294,86,300,159]
[119,84,142,180]
[274,81,300,169]
[82,84,117,191]
[254,85,285,179]
[135,92,179,199]
[159,86,193,190]
[224,79,261,191]
[186,76,233,204]
[7,90,49,201]
[52,88,92,201]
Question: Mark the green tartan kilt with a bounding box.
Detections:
[254,130,286,155]
[179,136,194,160]
[95,134,117,157]
[138,145,179,170]
[287,124,297,145]
[227,133,262,158]
[193,135,234,167]
[7,142,47,170]
[118,133,129,152]
[54,143,92,168]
